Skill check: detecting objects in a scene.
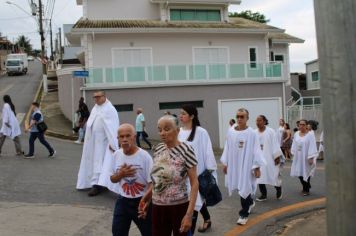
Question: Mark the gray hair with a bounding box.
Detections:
[158,115,179,128]
[237,108,249,118]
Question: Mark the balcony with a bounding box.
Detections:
[85,62,284,88]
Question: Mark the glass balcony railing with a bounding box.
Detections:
[85,62,283,86]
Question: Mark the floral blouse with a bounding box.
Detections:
[151,142,197,205]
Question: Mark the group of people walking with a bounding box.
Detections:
[74,91,322,235]
[0,95,55,159]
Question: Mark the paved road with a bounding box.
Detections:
[0,64,326,235]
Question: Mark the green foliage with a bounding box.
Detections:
[229,10,270,23]
[16,35,32,54]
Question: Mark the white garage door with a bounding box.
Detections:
[218,98,283,148]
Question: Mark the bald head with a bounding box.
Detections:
[118,123,137,154]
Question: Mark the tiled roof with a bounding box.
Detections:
[73,17,280,31]
[268,32,304,43]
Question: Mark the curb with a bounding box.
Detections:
[225,198,326,236]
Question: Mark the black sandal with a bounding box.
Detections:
[197,220,211,233]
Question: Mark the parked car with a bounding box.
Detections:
[27,56,35,61]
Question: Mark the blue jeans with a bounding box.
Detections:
[136,131,152,149]
[28,132,54,155]
[112,196,151,236]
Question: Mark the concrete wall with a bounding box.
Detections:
[86,0,160,20]
[83,82,283,147]
[57,68,85,122]
[91,33,268,67]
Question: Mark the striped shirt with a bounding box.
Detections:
[151,142,197,205]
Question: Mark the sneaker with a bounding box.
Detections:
[303,191,310,196]
[256,195,267,202]
[276,188,282,200]
[24,154,35,159]
[74,140,81,144]
[248,200,255,213]
[48,150,56,158]
[237,216,248,225]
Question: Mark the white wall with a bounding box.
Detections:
[90,33,268,67]
[87,0,160,20]
[306,60,320,90]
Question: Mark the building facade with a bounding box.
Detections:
[58,0,304,147]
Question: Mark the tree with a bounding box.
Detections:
[229,10,270,23]
[16,35,32,54]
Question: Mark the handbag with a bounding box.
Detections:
[198,169,222,207]
[142,131,149,138]
[37,122,48,132]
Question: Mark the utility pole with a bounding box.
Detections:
[50,19,54,61]
[314,0,356,235]
[58,27,62,64]
[38,0,48,93]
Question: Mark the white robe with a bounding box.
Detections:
[179,126,218,210]
[0,103,21,139]
[318,131,324,153]
[221,127,266,199]
[290,131,319,181]
[255,127,284,187]
[76,99,120,192]
[276,126,284,147]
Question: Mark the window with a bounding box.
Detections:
[249,47,257,68]
[270,51,274,62]
[193,47,229,79]
[170,9,221,21]
[159,101,204,110]
[114,104,133,112]
[311,71,319,82]
[274,54,284,63]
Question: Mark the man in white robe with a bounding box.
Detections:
[290,119,318,196]
[255,115,285,201]
[221,108,265,225]
[76,91,120,196]
[0,96,23,156]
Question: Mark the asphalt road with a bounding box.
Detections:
[0,64,326,235]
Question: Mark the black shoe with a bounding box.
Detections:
[256,195,267,202]
[24,154,35,159]
[276,187,282,199]
[197,220,211,233]
[48,150,56,158]
[88,185,106,197]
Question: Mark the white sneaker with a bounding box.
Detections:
[237,216,248,225]
[24,154,35,159]
[248,200,255,213]
[48,150,56,158]
[74,140,81,144]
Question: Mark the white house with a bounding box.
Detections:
[58,0,304,147]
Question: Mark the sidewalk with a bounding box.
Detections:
[276,209,326,236]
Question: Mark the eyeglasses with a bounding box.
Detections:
[236,115,246,119]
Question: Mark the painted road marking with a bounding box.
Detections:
[224,197,326,236]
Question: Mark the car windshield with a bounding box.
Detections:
[6,60,20,66]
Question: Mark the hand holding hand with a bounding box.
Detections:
[138,199,149,219]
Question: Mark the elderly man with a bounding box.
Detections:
[110,124,153,236]
[221,108,265,225]
[76,91,120,197]
[135,108,152,150]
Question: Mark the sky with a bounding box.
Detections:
[0,0,317,72]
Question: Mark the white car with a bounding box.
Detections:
[27,56,35,61]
